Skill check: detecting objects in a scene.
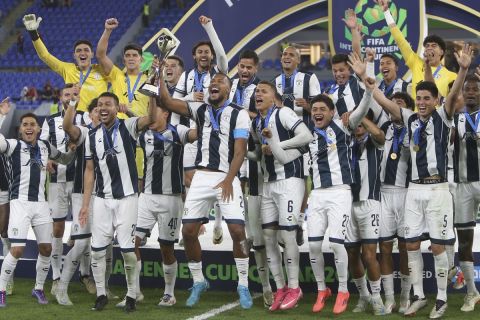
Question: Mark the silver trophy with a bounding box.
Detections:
[139,28,180,97]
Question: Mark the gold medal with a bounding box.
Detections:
[413,145,420,152]
[390,153,397,160]
[329,143,336,151]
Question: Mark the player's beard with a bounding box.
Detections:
[208,94,225,107]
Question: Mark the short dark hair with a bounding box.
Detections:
[212,72,232,88]
[257,80,282,103]
[98,92,119,106]
[123,43,142,56]
[60,83,74,95]
[380,53,399,66]
[192,41,215,58]
[391,92,415,110]
[423,35,446,58]
[239,50,259,65]
[310,94,335,110]
[166,55,184,69]
[87,98,98,113]
[416,81,439,98]
[73,39,93,52]
[20,112,39,124]
[331,53,349,65]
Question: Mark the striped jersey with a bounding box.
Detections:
[273,71,321,125]
[380,119,411,187]
[0,154,12,192]
[84,118,139,199]
[453,110,480,182]
[251,107,305,182]
[351,134,383,202]
[378,78,410,97]
[401,107,452,180]
[40,110,90,183]
[187,101,250,174]
[139,124,189,195]
[72,124,94,194]
[309,119,354,188]
[2,139,64,202]
[173,66,219,125]
[229,75,259,111]
[324,75,364,118]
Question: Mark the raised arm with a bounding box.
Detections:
[49,144,76,165]
[263,128,303,165]
[62,84,83,142]
[371,87,401,121]
[159,65,190,116]
[445,43,473,118]
[343,8,362,57]
[0,97,11,129]
[362,117,385,145]
[349,78,376,128]
[278,122,314,150]
[200,16,228,73]
[96,18,118,76]
[136,95,157,132]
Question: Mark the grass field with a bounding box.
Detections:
[0,278,478,319]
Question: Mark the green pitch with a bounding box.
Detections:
[1,278,478,319]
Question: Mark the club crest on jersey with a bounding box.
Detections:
[101,147,120,160]
[12,228,18,236]
[295,80,302,86]
[94,72,100,80]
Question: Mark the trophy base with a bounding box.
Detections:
[138,84,159,97]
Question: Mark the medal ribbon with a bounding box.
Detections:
[126,73,143,103]
[102,119,120,152]
[392,126,407,154]
[194,69,207,92]
[256,105,276,144]
[208,100,231,133]
[413,120,426,150]
[79,67,92,85]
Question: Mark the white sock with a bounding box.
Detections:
[0,253,18,291]
[91,249,106,297]
[59,239,89,291]
[213,204,222,229]
[188,261,205,283]
[263,228,285,290]
[79,243,91,277]
[281,230,299,289]
[253,248,271,292]
[35,254,51,290]
[105,244,113,284]
[136,260,142,295]
[297,211,305,229]
[308,241,325,290]
[331,243,349,292]
[51,237,63,280]
[408,249,425,299]
[122,252,137,299]
[381,273,395,298]
[460,261,478,295]
[163,261,177,296]
[400,272,411,300]
[235,257,249,287]
[445,244,455,269]
[369,278,382,298]
[353,277,370,297]
[434,251,448,302]
[1,237,10,257]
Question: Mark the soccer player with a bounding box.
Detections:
[307,69,376,314]
[344,8,410,97]
[53,90,102,306]
[273,46,321,245]
[230,50,260,118]
[165,56,185,96]
[373,43,472,318]
[0,99,12,295]
[78,91,157,312]
[0,113,75,307]
[134,102,196,307]
[158,71,253,309]
[375,0,456,99]
[373,90,415,314]
[250,81,314,311]
[23,14,108,112]
[451,69,480,311]
[40,84,93,295]
[173,15,228,245]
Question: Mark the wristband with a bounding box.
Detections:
[384,10,395,25]
[28,30,40,41]
[69,100,77,107]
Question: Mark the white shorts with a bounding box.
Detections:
[404,183,455,245]
[70,193,92,240]
[136,193,183,245]
[303,153,311,177]
[307,185,351,244]
[9,199,52,246]
[0,190,8,205]
[91,194,138,252]
[183,171,245,225]
[345,199,381,247]
[48,181,73,221]
[454,181,480,230]
[239,159,248,180]
[380,185,408,241]
[261,177,304,230]
[247,195,264,248]
[183,142,197,171]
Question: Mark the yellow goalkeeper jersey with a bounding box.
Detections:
[33,38,108,112]
[391,26,457,99]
